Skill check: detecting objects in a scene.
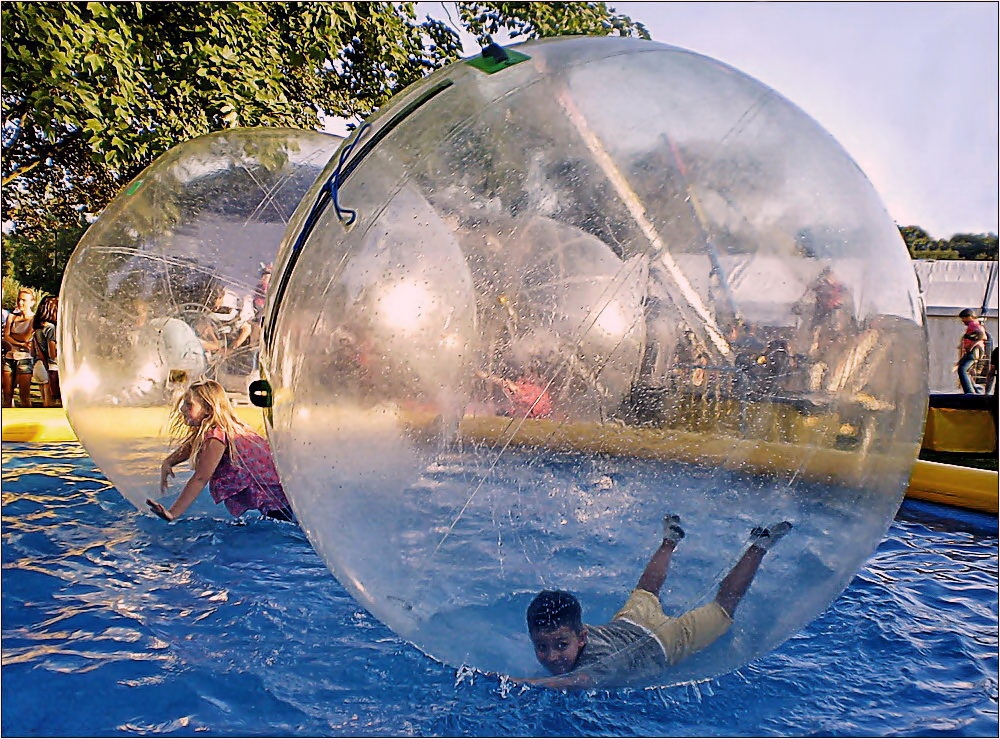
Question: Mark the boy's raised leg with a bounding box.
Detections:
[716,521,792,616]
[636,514,685,596]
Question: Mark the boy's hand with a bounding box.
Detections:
[513,672,595,690]
[146,499,174,522]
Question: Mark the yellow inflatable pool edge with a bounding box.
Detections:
[1,406,265,443]
[1,407,78,444]
[905,460,999,515]
[3,407,996,515]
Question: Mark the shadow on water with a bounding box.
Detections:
[2,442,997,737]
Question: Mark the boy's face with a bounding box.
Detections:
[530,625,587,675]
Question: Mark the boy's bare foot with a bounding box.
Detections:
[749,521,792,551]
[663,513,685,543]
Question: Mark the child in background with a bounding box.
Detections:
[956,308,987,394]
[147,379,293,523]
[32,295,60,407]
[476,366,554,419]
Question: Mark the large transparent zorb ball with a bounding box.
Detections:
[262,37,926,686]
[60,128,341,513]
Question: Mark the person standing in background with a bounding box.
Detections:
[956,308,987,394]
[32,295,60,407]
[3,288,36,407]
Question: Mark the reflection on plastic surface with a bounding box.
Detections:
[60,128,342,512]
[286,37,921,686]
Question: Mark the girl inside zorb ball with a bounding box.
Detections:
[260,36,927,687]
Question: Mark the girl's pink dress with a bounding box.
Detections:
[204,427,291,518]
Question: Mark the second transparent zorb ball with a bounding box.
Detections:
[262,38,926,686]
[60,128,341,513]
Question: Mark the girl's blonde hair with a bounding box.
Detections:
[169,379,253,466]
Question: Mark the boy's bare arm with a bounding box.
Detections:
[515,671,596,690]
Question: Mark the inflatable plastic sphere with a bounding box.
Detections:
[261,37,927,687]
[60,128,342,513]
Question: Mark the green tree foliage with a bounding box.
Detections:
[2,1,647,288]
[898,225,998,261]
[2,226,84,298]
[946,232,999,261]
[459,1,648,42]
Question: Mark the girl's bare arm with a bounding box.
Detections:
[149,438,226,521]
[164,441,193,467]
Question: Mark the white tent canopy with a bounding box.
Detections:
[914,259,999,393]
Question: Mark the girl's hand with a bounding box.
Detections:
[146,499,174,522]
[159,461,175,493]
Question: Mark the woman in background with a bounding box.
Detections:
[3,288,36,407]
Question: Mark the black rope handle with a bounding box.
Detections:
[327,123,372,226]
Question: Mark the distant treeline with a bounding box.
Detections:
[4,222,996,308]
[899,226,997,261]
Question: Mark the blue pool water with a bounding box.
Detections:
[2,442,997,737]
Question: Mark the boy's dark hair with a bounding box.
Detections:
[959,308,977,319]
[526,590,583,634]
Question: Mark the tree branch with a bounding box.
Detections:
[2,159,41,186]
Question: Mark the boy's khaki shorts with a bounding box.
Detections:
[612,588,733,665]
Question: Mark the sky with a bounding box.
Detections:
[394,1,998,240]
[605,1,999,239]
